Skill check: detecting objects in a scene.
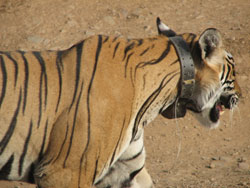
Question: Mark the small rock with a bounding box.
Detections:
[43,39,50,45]
[219,156,232,162]
[85,30,95,36]
[209,160,227,168]
[211,157,219,161]
[103,16,116,26]
[67,19,78,27]
[118,9,129,19]
[27,35,44,43]
[233,152,239,156]
[238,157,247,163]
[126,13,139,20]
[224,137,232,141]
[143,25,151,31]
[210,177,216,182]
[201,156,209,161]
[209,162,216,169]
[238,182,248,187]
[238,162,249,170]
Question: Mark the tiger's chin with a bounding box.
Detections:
[189,102,224,129]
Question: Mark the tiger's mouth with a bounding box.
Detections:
[186,94,238,123]
[209,101,224,123]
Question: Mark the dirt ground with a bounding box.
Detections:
[0,0,249,187]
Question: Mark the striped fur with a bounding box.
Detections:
[0,19,240,188]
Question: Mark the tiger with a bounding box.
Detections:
[0,17,240,188]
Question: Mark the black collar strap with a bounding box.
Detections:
[169,36,195,99]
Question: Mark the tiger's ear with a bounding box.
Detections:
[156,17,176,37]
[198,28,222,60]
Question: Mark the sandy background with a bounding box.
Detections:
[0,0,249,187]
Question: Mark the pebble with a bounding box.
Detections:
[208,158,232,169]
[27,35,44,43]
[211,157,219,161]
[238,162,249,170]
[210,177,216,182]
[224,137,232,141]
[209,162,216,169]
[201,156,209,161]
[103,16,115,26]
[118,9,129,19]
[219,156,232,162]
[126,13,139,20]
[143,25,151,31]
[85,30,95,36]
[238,157,247,163]
[238,182,248,186]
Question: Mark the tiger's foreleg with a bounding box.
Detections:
[131,167,154,188]
[95,129,154,188]
[34,110,94,188]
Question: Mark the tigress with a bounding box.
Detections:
[0,17,240,188]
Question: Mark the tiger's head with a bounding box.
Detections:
[157,18,241,129]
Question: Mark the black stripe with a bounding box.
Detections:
[170,59,179,66]
[103,36,109,43]
[129,165,144,181]
[3,52,18,87]
[226,57,235,67]
[33,52,48,107]
[38,119,48,162]
[38,157,54,170]
[0,154,14,179]
[87,34,102,140]
[123,42,135,61]
[224,80,235,84]
[69,41,84,111]
[33,52,48,127]
[135,42,171,80]
[92,157,99,184]
[223,64,231,84]
[158,91,171,114]
[113,42,120,59]
[132,71,179,140]
[130,67,135,88]
[0,89,22,155]
[20,52,29,114]
[122,147,143,162]
[124,52,134,77]
[140,47,150,56]
[136,39,143,46]
[53,123,69,164]
[19,120,33,176]
[28,163,35,183]
[55,51,64,113]
[189,35,197,49]
[112,36,119,43]
[109,118,126,166]
[142,73,147,90]
[64,82,84,167]
[79,35,102,186]
[0,55,7,108]
[220,64,225,81]
[136,41,171,69]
